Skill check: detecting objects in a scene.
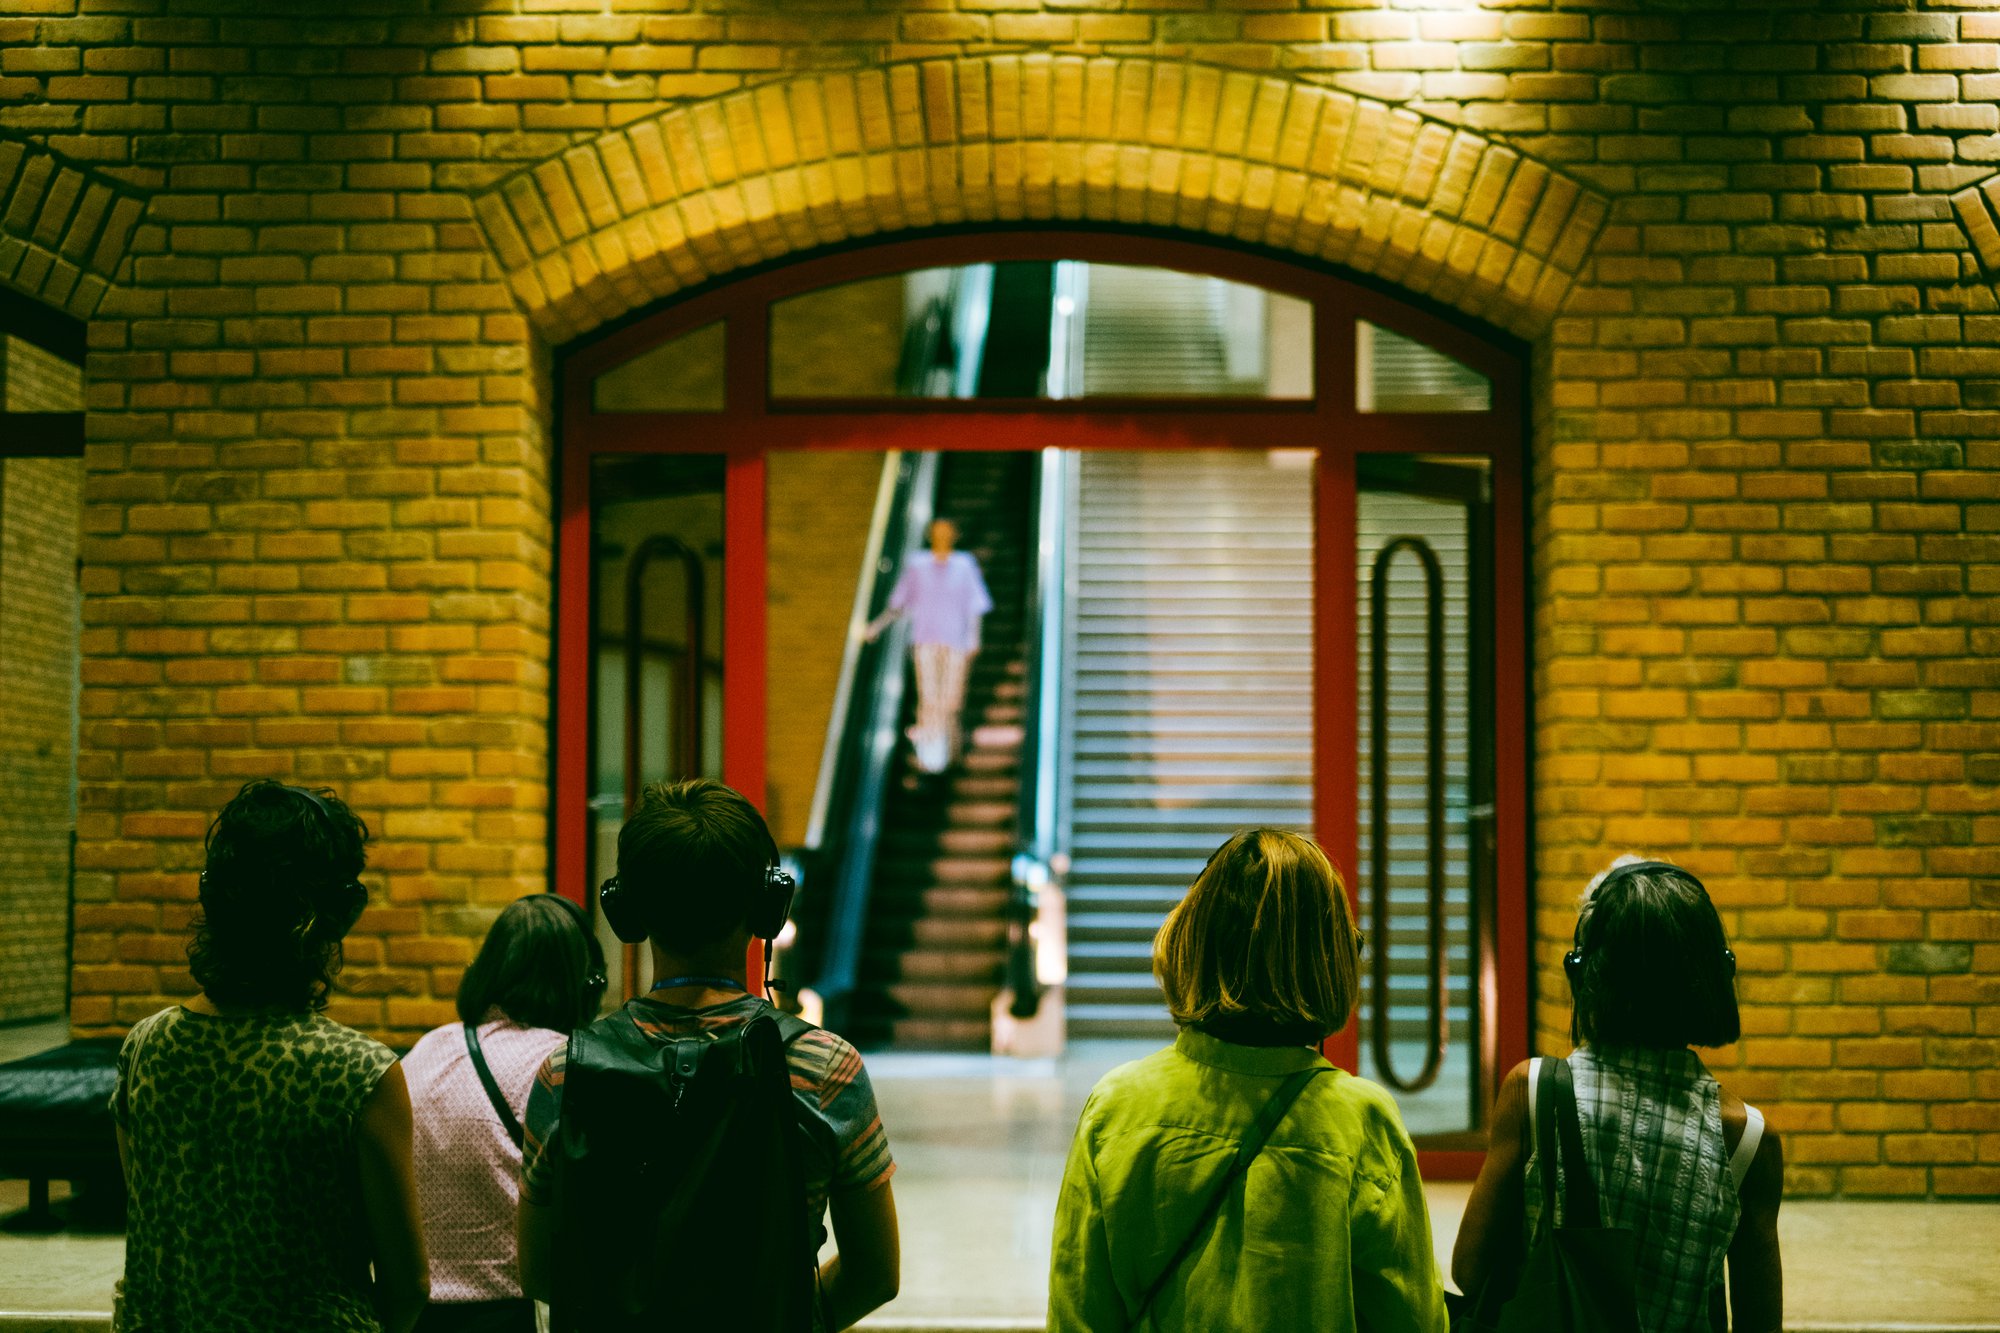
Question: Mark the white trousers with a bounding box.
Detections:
[908,643,974,774]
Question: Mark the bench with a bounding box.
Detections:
[0,1039,123,1230]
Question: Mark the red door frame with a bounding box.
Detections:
[556,231,1528,1168]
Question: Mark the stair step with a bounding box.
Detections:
[877,1016,994,1050]
[1064,1004,1178,1039]
[864,950,1007,982]
[879,826,1015,857]
[882,981,1005,1013]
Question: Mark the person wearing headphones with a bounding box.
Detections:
[402,895,607,1332]
[516,778,901,1332]
[110,779,429,1333]
[1452,856,1784,1333]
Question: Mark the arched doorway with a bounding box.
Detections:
[554,231,1527,1169]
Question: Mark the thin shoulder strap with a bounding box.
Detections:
[1525,1057,1543,1152]
[463,1022,526,1150]
[1532,1057,1560,1225]
[1126,1064,1330,1330]
[1549,1057,1604,1229]
[1729,1105,1765,1189]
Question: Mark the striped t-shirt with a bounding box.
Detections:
[520,994,895,1243]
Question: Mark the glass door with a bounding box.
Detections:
[555,231,1530,1172]
[586,453,726,1000]
[1355,455,1496,1141]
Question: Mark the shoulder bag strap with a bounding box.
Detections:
[1533,1055,1560,1228]
[1549,1057,1603,1229]
[1125,1064,1330,1331]
[463,1022,526,1149]
[1728,1105,1765,1189]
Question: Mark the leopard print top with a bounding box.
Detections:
[111,1005,398,1332]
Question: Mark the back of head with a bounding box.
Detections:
[615,778,778,955]
[1154,828,1359,1039]
[190,779,369,1012]
[1567,856,1741,1050]
[457,894,607,1032]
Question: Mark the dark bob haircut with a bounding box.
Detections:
[457,894,606,1033]
[615,778,777,954]
[1568,857,1741,1050]
[188,780,368,1013]
[1155,828,1360,1040]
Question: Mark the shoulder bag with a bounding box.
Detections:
[1453,1057,1642,1333]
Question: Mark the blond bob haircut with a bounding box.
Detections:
[1154,828,1360,1037]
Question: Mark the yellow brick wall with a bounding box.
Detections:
[0,0,1993,1194]
[0,458,80,1023]
[765,451,890,848]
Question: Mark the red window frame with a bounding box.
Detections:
[556,231,1528,1169]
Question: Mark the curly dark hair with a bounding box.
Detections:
[187,780,369,1012]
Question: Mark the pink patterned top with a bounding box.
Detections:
[403,1016,568,1303]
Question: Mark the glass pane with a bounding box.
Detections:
[769,262,1312,401]
[1356,455,1491,1138]
[589,454,725,1000]
[764,449,895,853]
[769,448,1034,1047]
[1062,448,1316,1040]
[1356,320,1490,413]
[592,321,725,412]
[2,335,83,412]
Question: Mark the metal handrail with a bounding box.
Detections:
[804,452,904,850]
[621,533,706,1000]
[1368,535,1449,1094]
[1004,446,1069,1018]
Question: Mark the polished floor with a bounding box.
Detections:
[2,1034,1998,1331]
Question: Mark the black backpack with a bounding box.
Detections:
[550,1006,823,1332]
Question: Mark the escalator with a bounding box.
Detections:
[846,452,1034,1048]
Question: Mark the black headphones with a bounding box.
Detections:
[1564,859,1734,981]
[597,863,798,946]
[539,892,609,1013]
[201,786,367,942]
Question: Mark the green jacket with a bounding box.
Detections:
[1049,1028,1448,1333]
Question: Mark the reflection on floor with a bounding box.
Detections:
[4,1034,2000,1331]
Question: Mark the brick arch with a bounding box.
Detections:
[0,138,145,320]
[471,56,1611,346]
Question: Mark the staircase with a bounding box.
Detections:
[850,452,1034,1050]
[1062,450,1316,1040]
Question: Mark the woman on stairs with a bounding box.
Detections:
[1048,828,1447,1333]
[867,516,992,775]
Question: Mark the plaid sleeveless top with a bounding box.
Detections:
[1524,1046,1755,1333]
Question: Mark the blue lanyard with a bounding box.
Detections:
[649,975,746,994]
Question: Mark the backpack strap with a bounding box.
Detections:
[463,1022,526,1150]
[1729,1104,1765,1190]
[1125,1064,1330,1330]
[771,1009,819,1049]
